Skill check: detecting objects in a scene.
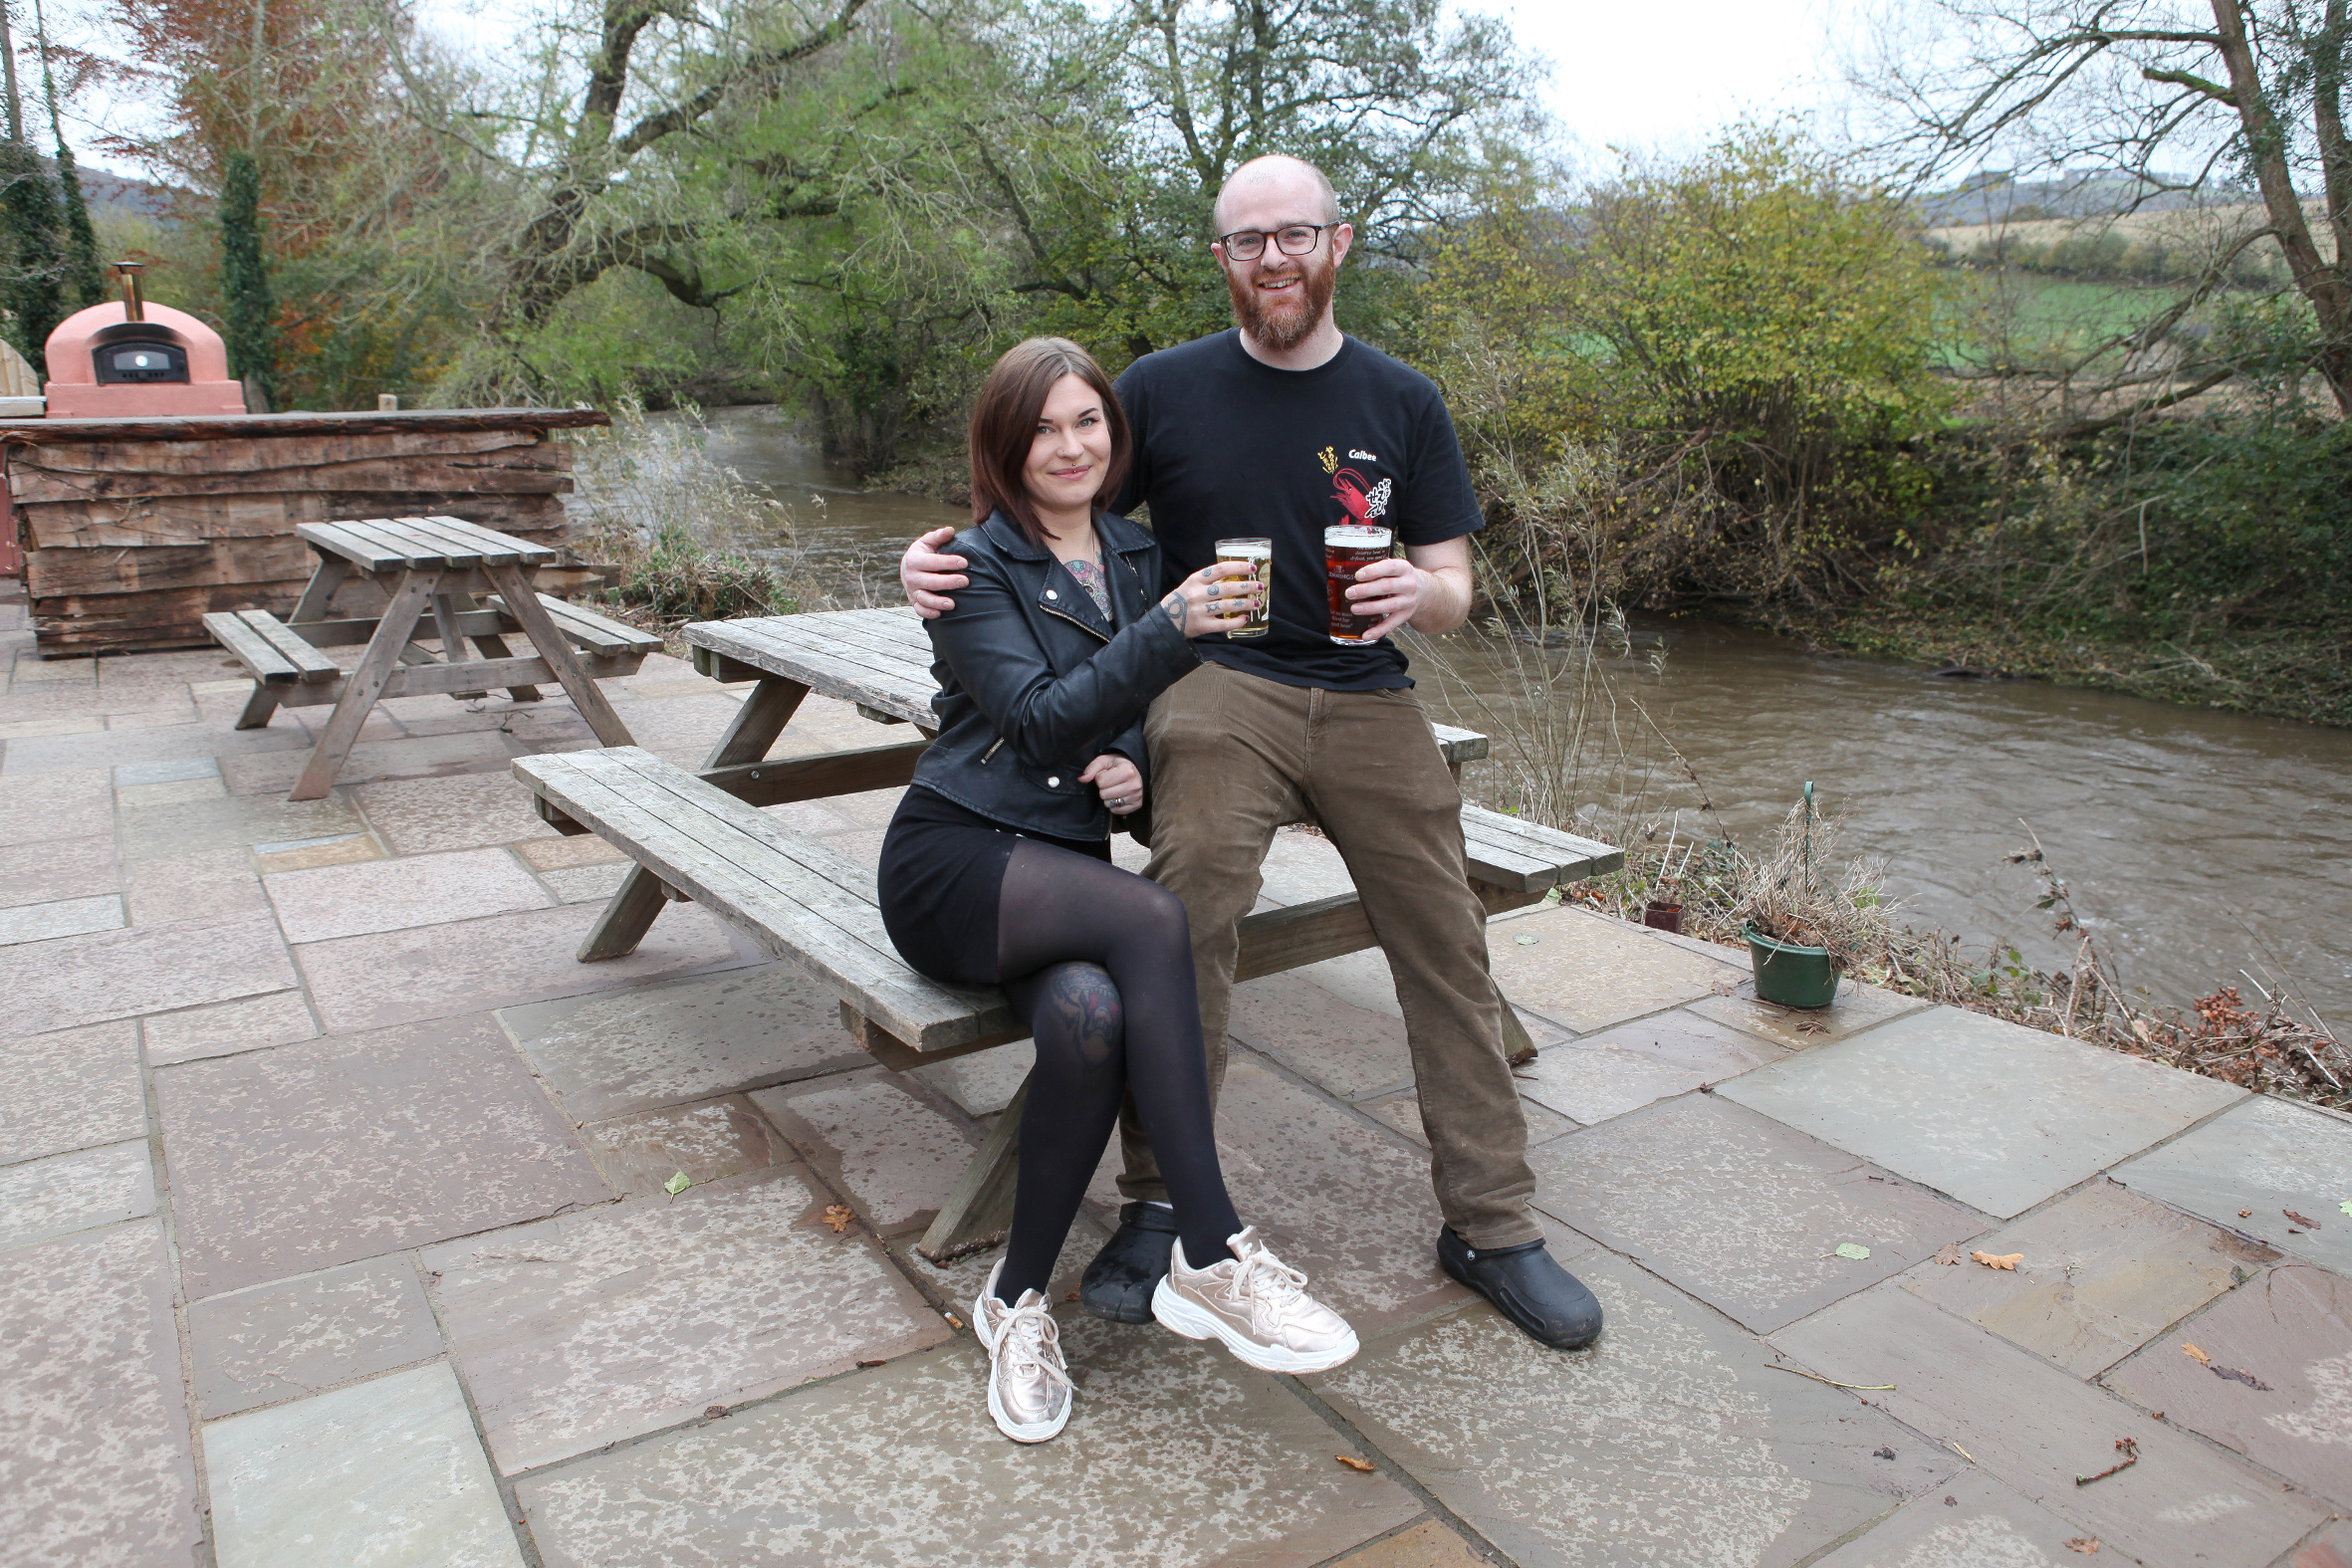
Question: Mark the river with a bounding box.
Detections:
[694,404,2352,1025]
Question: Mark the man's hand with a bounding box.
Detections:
[1080,753,1143,815]
[1347,538,1473,639]
[901,527,970,619]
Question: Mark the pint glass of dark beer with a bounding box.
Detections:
[1324,523,1394,644]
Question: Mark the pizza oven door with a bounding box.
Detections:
[92,325,192,385]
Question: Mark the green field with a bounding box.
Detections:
[1935,273,2196,373]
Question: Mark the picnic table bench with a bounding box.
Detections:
[515,607,1623,1262]
[204,515,659,800]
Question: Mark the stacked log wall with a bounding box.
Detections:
[2,409,608,656]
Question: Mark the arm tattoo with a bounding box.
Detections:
[1160,589,1186,630]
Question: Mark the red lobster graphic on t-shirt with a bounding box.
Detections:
[1330,468,1393,522]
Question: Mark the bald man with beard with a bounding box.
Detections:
[900,154,1603,1351]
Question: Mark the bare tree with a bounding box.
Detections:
[1862,0,2352,417]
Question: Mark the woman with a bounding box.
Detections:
[878,337,1357,1445]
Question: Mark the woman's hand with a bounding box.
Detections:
[1160,560,1261,639]
[1080,754,1144,815]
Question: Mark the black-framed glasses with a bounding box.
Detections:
[1215,224,1330,261]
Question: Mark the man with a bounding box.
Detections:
[901,154,1601,1350]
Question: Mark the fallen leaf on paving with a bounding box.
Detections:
[2232,1266,2251,1284]
[1943,1495,1958,1506]
[2239,1210,2253,1218]
[663,1171,692,1197]
[2284,1210,2323,1230]
[1513,934,1539,946]
[2064,1539,2100,1555]
[704,1405,728,1419]
[856,1359,885,1369]
[1335,1455,1376,1472]
[1933,1243,1964,1266]
[2211,1364,2273,1391]
[1834,1242,1872,1260]
[2183,1343,2212,1364]
[1873,1447,1896,1459]
[1066,1290,1080,1302]
[1795,1021,1826,1034]
[2340,1199,2352,1217]
[822,1205,853,1233]
[1971,1250,2023,1270]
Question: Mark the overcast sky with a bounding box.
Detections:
[58,0,1853,178]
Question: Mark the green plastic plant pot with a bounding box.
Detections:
[1743,926,1839,1009]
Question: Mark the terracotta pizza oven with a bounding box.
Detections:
[41,263,246,418]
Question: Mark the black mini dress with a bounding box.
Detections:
[876,785,1109,988]
[877,554,1120,988]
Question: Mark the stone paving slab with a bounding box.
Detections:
[157,1013,611,1298]
[515,833,628,871]
[252,832,381,873]
[203,1361,524,1568]
[1091,1055,1490,1340]
[1513,1008,1786,1126]
[2109,1095,2352,1276]
[1229,971,1416,1100]
[2100,1261,2352,1509]
[1529,1095,1984,1333]
[142,990,320,1066]
[424,1167,950,1474]
[1768,1281,2327,1565]
[1485,906,1744,1034]
[0,892,123,944]
[1891,1177,2278,1377]
[576,1095,786,1200]
[911,1037,1036,1117]
[0,719,308,777]
[188,1256,445,1421]
[1329,1518,1488,1568]
[266,845,553,943]
[0,832,117,908]
[517,1318,1419,1568]
[754,1067,980,1235]
[1311,1255,1958,1568]
[295,900,756,1034]
[2291,1521,2352,1567]
[120,845,273,927]
[0,1018,144,1165]
[0,713,103,738]
[352,771,562,855]
[222,730,519,795]
[509,967,867,1124]
[116,789,366,860]
[0,1221,202,1565]
[117,775,226,806]
[0,767,112,847]
[1805,1469,2104,1567]
[1686,978,1929,1052]
[1717,1007,2245,1219]
[0,1141,158,1249]
[538,862,629,903]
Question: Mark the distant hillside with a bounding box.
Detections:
[45,159,188,222]
[1916,170,2255,227]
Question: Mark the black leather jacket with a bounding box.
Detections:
[910,509,1199,843]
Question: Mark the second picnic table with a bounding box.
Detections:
[523,606,1623,1261]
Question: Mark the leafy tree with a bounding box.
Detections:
[1859,0,2352,419]
[0,2,66,377]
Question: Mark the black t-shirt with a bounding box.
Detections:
[1109,331,1484,691]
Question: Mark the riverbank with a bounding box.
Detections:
[1798,604,2352,730]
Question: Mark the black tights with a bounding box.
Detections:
[990,839,1242,1304]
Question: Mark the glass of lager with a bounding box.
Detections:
[1214,537,1273,637]
[1324,523,1393,644]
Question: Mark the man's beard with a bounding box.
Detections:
[1227,251,1336,349]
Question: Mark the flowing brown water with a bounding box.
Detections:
[700,406,2352,1026]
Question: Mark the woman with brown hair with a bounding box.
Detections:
[877,337,1357,1445]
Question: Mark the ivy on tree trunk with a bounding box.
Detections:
[219,150,277,408]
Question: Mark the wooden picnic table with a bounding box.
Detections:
[205,515,658,800]
[532,606,1620,1260]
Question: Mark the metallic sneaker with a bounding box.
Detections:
[973,1262,1073,1444]
[1150,1227,1359,1374]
